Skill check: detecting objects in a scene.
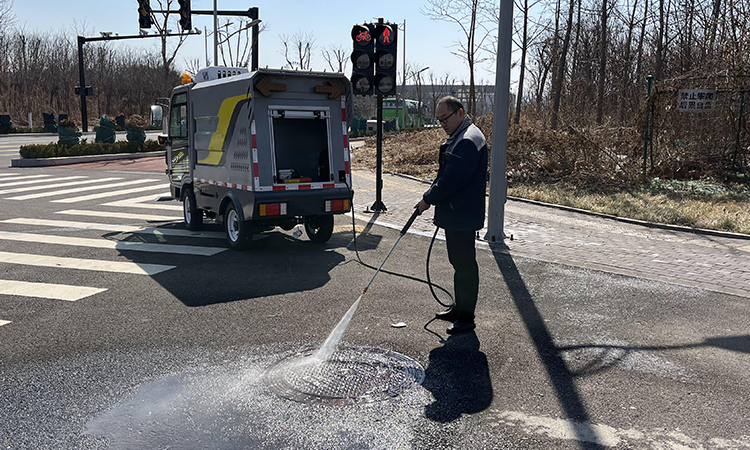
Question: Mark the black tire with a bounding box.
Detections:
[183,188,203,231]
[304,215,334,243]
[224,203,252,250]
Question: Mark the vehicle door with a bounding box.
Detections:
[167,91,191,187]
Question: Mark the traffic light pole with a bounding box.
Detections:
[76,31,199,132]
[371,95,387,212]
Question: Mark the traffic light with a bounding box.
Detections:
[350,24,374,96]
[137,0,153,29]
[178,0,192,31]
[374,23,398,96]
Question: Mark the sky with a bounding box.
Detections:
[10,0,508,86]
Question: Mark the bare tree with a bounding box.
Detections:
[550,0,575,129]
[596,0,609,125]
[514,0,544,123]
[422,0,497,118]
[0,0,14,30]
[321,44,349,73]
[149,0,191,75]
[280,30,316,70]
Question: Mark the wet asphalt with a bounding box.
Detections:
[0,153,748,449]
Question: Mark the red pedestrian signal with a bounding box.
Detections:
[374,22,398,96]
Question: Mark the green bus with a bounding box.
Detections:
[383,98,428,128]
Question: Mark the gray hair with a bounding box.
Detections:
[437,96,464,113]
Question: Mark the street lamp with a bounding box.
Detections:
[401,66,428,128]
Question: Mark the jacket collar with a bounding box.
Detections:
[445,116,473,145]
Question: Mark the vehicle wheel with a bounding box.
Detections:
[224,203,252,250]
[304,215,334,243]
[183,188,202,231]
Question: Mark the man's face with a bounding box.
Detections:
[435,103,464,136]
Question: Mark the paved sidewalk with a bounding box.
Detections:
[351,170,750,299]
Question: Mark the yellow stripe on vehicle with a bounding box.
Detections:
[199,93,251,165]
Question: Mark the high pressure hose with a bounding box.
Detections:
[343,181,454,309]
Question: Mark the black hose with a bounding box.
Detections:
[343,181,454,307]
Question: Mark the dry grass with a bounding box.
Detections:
[351,124,750,235]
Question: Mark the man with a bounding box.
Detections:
[417,96,488,335]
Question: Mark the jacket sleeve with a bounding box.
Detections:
[423,138,481,205]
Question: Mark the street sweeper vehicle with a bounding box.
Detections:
[163,67,354,249]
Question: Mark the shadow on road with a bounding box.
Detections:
[422,331,493,423]
[558,334,750,377]
[118,229,359,307]
[492,243,606,450]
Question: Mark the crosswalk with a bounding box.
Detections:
[0,171,223,328]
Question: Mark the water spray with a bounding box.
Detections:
[313,207,421,362]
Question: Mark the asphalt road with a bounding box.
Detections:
[0,156,748,449]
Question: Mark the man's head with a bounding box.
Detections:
[435,96,465,136]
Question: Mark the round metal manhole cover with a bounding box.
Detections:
[264,346,425,406]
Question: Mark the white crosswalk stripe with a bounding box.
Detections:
[0,279,106,301]
[5,179,160,200]
[0,231,226,255]
[0,251,175,275]
[0,177,121,195]
[0,174,52,183]
[0,174,224,322]
[56,209,181,222]
[101,193,183,211]
[2,218,225,239]
[50,183,169,203]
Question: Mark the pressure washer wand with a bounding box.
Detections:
[313,207,422,362]
[360,207,420,296]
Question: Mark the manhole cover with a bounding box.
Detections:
[264,346,425,406]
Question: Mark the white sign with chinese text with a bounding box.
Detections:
[678,89,717,113]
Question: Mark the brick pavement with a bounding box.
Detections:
[350,169,750,299]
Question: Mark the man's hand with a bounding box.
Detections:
[416,199,431,215]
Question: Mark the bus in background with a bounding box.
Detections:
[382,98,428,129]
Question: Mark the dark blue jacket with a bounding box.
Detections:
[423,117,488,231]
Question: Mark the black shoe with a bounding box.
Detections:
[435,309,459,322]
[447,320,476,334]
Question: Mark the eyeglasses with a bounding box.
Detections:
[437,109,459,124]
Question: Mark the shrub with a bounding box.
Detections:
[19,140,165,159]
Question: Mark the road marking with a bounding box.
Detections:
[0,175,88,190]
[0,231,226,255]
[0,319,10,327]
[2,218,225,239]
[102,193,183,211]
[0,177,121,195]
[489,410,750,449]
[5,179,160,200]
[0,251,175,275]
[0,279,106,301]
[56,209,181,222]
[51,184,169,203]
[0,174,52,184]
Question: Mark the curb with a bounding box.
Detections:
[11,151,165,168]
[382,170,750,241]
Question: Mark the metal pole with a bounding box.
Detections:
[401,19,406,129]
[77,36,89,132]
[213,0,218,66]
[250,7,259,70]
[204,26,208,67]
[484,0,513,243]
[371,94,387,211]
